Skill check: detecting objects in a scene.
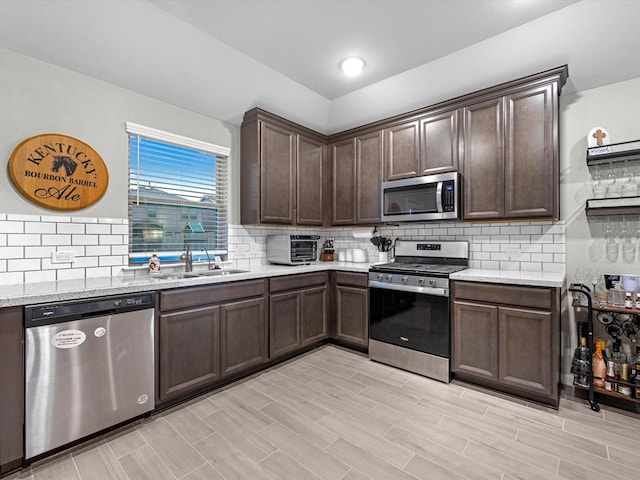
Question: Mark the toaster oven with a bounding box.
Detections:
[266,235,320,265]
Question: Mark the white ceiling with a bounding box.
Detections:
[0,0,639,134]
[149,0,578,100]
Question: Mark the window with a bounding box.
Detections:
[126,122,230,264]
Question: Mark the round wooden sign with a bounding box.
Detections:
[8,134,109,210]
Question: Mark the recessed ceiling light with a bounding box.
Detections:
[339,57,365,76]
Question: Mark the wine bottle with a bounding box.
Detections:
[605,360,616,392]
[618,363,631,396]
[592,340,606,388]
[571,336,590,388]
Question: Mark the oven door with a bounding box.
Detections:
[369,285,450,358]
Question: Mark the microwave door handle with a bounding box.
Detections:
[436,181,443,213]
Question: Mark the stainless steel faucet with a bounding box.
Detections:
[182,243,193,272]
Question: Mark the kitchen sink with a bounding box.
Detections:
[151,269,248,280]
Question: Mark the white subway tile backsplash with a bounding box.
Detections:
[86,267,112,277]
[86,245,112,256]
[72,235,99,246]
[0,246,24,259]
[57,223,85,234]
[8,258,41,272]
[41,215,70,223]
[86,224,112,234]
[8,234,41,246]
[72,216,98,224]
[98,234,123,245]
[25,269,55,283]
[42,234,71,246]
[111,224,129,235]
[7,214,38,222]
[0,272,23,284]
[0,213,565,285]
[25,222,56,234]
[56,269,86,281]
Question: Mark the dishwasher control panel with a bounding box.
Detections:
[25,292,155,326]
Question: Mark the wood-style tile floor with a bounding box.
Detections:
[7,345,640,480]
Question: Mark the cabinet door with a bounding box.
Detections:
[356,130,384,224]
[296,134,324,225]
[498,306,554,397]
[420,109,460,175]
[301,285,327,345]
[385,121,420,180]
[505,83,558,219]
[269,290,301,358]
[159,305,220,402]
[220,297,267,377]
[452,300,499,381]
[462,98,505,221]
[332,138,357,225]
[260,121,295,224]
[335,285,368,347]
[0,307,23,474]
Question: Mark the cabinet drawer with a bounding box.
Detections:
[453,281,552,310]
[269,272,327,293]
[335,271,368,288]
[161,279,266,312]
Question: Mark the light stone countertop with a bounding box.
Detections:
[450,268,565,288]
[1,263,565,308]
[0,261,373,308]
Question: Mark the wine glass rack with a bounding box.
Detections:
[586,139,640,216]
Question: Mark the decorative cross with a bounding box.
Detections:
[592,129,607,146]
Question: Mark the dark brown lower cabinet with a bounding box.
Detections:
[220,297,268,377]
[333,272,369,349]
[0,307,23,474]
[269,273,328,359]
[159,305,221,402]
[452,281,559,407]
[158,280,267,404]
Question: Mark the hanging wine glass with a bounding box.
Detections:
[621,215,635,263]
[588,268,601,299]
[621,160,637,197]
[604,216,618,262]
[606,162,621,198]
[574,267,588,305]
[592,163,607,199]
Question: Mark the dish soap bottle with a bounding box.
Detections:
[149,251,160,273]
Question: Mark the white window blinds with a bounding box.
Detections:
[126,122,229,264]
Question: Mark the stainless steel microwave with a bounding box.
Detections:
[381,171,461,222]
[266,234,320,265]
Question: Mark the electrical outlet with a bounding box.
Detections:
[51,251,75,263]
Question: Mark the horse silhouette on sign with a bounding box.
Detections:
[52,156,78,176]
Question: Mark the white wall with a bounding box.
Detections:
[559,75,640,384]
[0,47,236,219]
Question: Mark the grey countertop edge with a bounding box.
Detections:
[450,268,565,288]
[1,263,566,308]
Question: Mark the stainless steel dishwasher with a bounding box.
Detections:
[24,292,155,460]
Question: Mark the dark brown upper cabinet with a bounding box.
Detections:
[383,109,460,181]
[384,120,420,180]
[241,108,326,226]
[420,108,460,175]
[241,65,567,226]
[332,130,383,225]
[462,77,562,221]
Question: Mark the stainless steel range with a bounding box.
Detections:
[368,239,469,383]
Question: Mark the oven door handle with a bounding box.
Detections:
[368,281,449,297]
